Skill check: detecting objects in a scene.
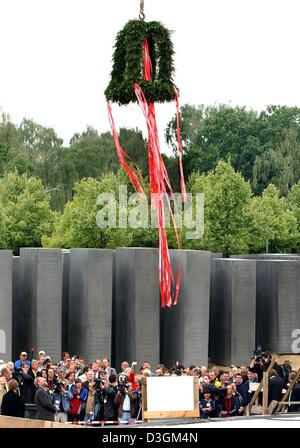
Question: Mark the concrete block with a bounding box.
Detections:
[68,249,113,362]
[114,248,160,371]
[210,259,256,366]
[62,250,70,352]
[162,250,211,369]
[18,248,63,360]
[256,260,300,354]
[0,251,12,361]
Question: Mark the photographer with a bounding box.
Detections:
[94,370,116,422]
[18,364,36,404]
[114,381,137,423]
[52,382,73,423]
[249,354,264,383]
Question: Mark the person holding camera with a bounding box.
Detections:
[94,370,116,422]
[114,381,137,423]
[52,382,73,423]
[249,356,264,383]
[18,364,36,404]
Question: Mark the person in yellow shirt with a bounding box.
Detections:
[208,370,222,388]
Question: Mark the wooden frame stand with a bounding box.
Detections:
[141,376,199,423]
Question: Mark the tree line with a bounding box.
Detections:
[1,104,300,255]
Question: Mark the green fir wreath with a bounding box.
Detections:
[105,19,177,105]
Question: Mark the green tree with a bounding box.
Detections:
[166,104,260,180]
[0,113,20,174]
[257,105,300,150]
[118,128,148,176]
[42,172,133,249]
[18,118,63,152]
[166,104,300,191]
[253,128,300,196]
[165,104,204,153]
[248,184,298,253]
[188,161,252,256]
[287,182,300,244]
[0,172,54,253]
[0,205,8,248]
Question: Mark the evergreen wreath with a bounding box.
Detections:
[105,19,177,105]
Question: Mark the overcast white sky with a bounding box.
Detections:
[0,0,300,152]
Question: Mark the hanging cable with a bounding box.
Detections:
[139,0,145,20]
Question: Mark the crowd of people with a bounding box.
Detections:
[0,350,299,424]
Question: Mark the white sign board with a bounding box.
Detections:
[146,376,195,412]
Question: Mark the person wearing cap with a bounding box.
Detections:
[14,352,31,370]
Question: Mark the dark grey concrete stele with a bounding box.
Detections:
[210,259,256,366]
[62,250,70,352]
[68,249,113,362]
[162,250,211,368]
[256,260,300,354]
[17,248,63,361]
[12,255,21,359]
[231,254,300,260]
[114,248,160,371]
[0,251,12,360]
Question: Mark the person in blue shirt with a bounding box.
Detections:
[199,389,217,419]
[14,352,31,370]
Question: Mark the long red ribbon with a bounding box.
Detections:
[107,102,145,196]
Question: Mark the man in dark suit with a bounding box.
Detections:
[34,377,56,421]
[1,379,25,418]
[268,369,284,405]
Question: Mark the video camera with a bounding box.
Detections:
[52,382,66,394]
[94,378,105,391]
[253,345,266,361]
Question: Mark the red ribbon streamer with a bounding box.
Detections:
[174,86,187,203]
[107,102,145,196]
